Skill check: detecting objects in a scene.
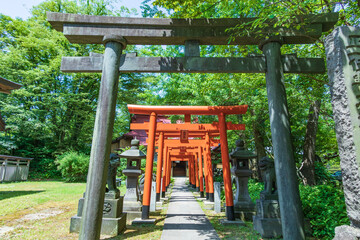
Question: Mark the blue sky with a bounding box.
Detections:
[0,0,143,19]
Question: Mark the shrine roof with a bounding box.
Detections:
[0,77,21,94]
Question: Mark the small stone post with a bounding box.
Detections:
[79,35,126,240]
[261,39,305,239]
[150,181,156,212]
[325,26,360,237]
[214,182,221,213]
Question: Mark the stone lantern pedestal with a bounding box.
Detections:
[122,169,142,222]
[120,139,146,223]
[232,168,256,221]
[230,139,256,221]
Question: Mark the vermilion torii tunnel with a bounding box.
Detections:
[131,111,246,202]
[128,104,248,221]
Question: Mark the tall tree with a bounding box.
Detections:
[0,0,146,177]
[299,100,321,185]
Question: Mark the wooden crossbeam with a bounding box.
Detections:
[153,139,219,147]
[150,131,221,138]
[131,122,245,131]
[61,55,325,74]
[128,104,248,115]
[47,12,338,45]
[170,152,199,155]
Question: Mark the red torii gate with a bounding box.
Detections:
[128,104,247,221]
[136,120,245,202]
[141,120,245,203]
[144,128,221,201]
[168,147,203,192]
[159,142,216,200]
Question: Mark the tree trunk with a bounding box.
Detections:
[299,100,321,186]
[250,109,267,181]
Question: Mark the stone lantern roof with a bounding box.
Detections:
[119,139,146,159]
[230,139,257,159]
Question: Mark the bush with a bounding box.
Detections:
[29,158,62,179]
[247,178,348,239]
[248,179,264,203]
[300,184,349,239]
[56,151,90,182]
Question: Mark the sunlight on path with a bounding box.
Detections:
[161,177,220,240]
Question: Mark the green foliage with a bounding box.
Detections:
[300,184,349,239]
[247,179,348,239]
[0,0,148,178]
[248,179,264,203]
[30,158,62,179]
[55,151,90,182]
[314,161,334,184]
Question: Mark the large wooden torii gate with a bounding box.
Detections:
[47,12,338,240]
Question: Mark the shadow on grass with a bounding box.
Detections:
[0,190,45,200]
[104,224,164,240]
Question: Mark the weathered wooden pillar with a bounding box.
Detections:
[167,152,171,187]
[191,156,196,187]
[79,35,126,240]
[205,133,214,202]
[198,146,204,198]
[218,113,235,221]
[261,40,305,239]
[161,146,168,198]
[155,132,164,201]
[203,146,209,199]
[195,153,200,191]
[188,158,193,187]
[141,112,157,219]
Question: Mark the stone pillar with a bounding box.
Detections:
[214,182,222,213]
[150,181,156,212]
[325,26,360,233]
[261,40,305,239]
[79,35,126,240]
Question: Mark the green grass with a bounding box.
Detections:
[190,188,264,240]
[0,181,86,216]
[0,181,170,240]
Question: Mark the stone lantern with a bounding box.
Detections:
[120,139,146,222]
[230,139,257,221]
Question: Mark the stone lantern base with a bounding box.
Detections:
[70,192,127,236]
[123,200,142,223]
[234,200,256,221]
